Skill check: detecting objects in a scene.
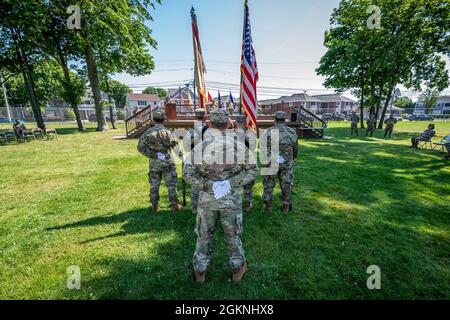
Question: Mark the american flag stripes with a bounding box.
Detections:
[240,0,259,128]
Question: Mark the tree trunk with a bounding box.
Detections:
[56,47,85,132]
[377,85,395,129]
[13,30,45,129]
[105,78,117,129]
[359,82,365,128]
[84,42,107,131]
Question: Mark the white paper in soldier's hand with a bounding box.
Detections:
[276,155,285,164]
[213,180,231,200]
[157,152,166,160]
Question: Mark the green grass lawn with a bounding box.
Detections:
[0,121,449,299]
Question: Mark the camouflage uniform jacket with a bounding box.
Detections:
[384,118,397,129]
[137,124,179,164]
[260,124,298,166]
[183,130,258,210]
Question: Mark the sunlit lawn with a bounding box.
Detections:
[0,120,449,299]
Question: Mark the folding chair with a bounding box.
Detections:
[32,128,45,140]
[417,139,433,149]
[433,136,450,152]
[45,128,58,140]
[20,129,36,143]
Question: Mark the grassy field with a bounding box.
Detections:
[0,121,449,299]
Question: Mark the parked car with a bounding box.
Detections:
[407,114,434,121]
[321,113,346,122]
[385,114,403,122]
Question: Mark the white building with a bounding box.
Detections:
[432,95,450,115]
[126,93,162,117]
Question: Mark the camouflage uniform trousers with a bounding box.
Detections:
[148,159,179,206]
[190,187,199,212]
[263,162,294,207]
[384,125,394,138]
[243,180,255,207]
[351,124,358,136]
[193,193,245,273]
[366,125,375,137]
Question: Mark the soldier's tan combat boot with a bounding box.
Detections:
[263,202,272,213]
[282,204,290,215]
[232,261,248,283]
[244,203,253,213]
[194,271,206,284]
[171,204,181,213]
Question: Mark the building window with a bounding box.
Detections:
[138,101,147,106]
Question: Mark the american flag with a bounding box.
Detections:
[240,0,259,128]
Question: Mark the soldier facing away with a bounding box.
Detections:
[137,109,182,213]
[235,114,256,212]
[261,111,298,214]
[410,123,436,148]
[366,116,376,137]
[350,112,359,136]
[183,108,208,214]
[183,109,258,284]
[384,115,398,138]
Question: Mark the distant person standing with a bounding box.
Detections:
[366,116,376,137]
[410,124,436,149]
[261,111,298,214]
[384,115,398,138]
[137,109,182,213]
[350,112,359,136]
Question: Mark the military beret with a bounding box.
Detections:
[210,108,229,124]
[152,109,165,121]
[274,111,286,121]
[194,108,206,118]
[235,114,246,124]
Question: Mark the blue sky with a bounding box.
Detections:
[113,0,449,100]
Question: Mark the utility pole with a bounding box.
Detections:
[0,71,12,123]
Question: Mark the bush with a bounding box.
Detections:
[64,109,75,121]
[116,110,125,120]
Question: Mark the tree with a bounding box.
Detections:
[72,0,160,131]
[418,88,441,114]
[394,97,414,109]
[143,87,167,99]
[39,0,88,131]
[107,80,132,109]
[0,1,48,129]
[317,0,450,129]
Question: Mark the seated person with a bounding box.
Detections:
[12,120,26,137]
[443,136,450,159]
[410,123,435,148]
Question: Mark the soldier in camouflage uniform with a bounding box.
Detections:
[383,115,397,138]
[137,109,181,213]
[183,109,258,283]
[366,116,376,137]
[350,112,359,136]
[235,114,256,212]
[183,108,207,214]
[261,111,298,214]
[410,124,436,148]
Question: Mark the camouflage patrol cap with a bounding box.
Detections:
[152,109,165,120]
[274,111,286,121]
[210,108,229,124]
[235,114,246,124]
[194,108,206,118]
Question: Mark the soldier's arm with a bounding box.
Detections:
[183,163,207,190]
[137,134,151,158]
[229,164,258,188]
[293,139,299,158]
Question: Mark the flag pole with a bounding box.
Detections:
[239,0,248,115]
